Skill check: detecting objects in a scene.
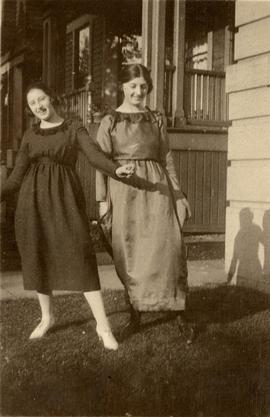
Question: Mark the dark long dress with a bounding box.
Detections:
[1,119,119,292]
[96,110,188,311]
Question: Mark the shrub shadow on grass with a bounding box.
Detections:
[187,285,270,325]
[114,285,270,342]
[1,287,270,417]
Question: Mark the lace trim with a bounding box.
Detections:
[109,109,162,124]
[32,119,73,136]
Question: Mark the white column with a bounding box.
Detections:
[141,0,153,69]
[149,0,166,111]
[172,0,186,126]
[42,14,57,89]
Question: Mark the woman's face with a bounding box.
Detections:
[27,88,55,121]
[122,76,149,107]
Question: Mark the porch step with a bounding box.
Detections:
[0,233,225,271]
[185,234,225,260]
[96,234,225,265]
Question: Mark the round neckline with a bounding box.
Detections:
[109,108,160,125]
[39,120,65,130]
[32,119,73,136]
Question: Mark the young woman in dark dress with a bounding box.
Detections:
[1,82,134,350]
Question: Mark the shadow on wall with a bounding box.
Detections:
[227,207,270,292]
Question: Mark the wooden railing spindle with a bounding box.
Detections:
[180,68,227,125]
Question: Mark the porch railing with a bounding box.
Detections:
[63,69,228,126]
[62,88,91,126]
[184,68,227,123]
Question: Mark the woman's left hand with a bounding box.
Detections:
[177,197,192,228]
[116,163,135,178]
[181,198,192,220]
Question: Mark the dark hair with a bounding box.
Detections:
[25,81,60,117]
[119,64,153,94]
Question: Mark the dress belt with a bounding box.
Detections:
[113,157,159,162]
[32,156,73,167]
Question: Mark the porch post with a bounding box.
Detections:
[224,25,233,68]
[42,14,57,89]
[141,0,152,69]
[172,0,186,126]
[149,0,166,111]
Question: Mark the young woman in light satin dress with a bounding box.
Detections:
[96,64,195,344]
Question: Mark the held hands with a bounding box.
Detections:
[177,197,192,228]
[115,163,135,178]
[100,163,135,217]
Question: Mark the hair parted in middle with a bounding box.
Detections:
[119,64,153,94]
[25,81,61,117]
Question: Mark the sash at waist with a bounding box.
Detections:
[113,157,160,163]
[31,156,74,167]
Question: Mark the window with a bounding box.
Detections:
[186,36,208,70]
[75,25,90,89]
[66,15,93,91]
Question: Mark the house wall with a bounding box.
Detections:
[225,1,270,292]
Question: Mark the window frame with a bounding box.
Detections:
[66,14,94,91]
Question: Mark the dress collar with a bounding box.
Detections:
[32,119,73,136]
[110,108,160,124]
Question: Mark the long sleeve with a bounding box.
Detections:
[158,114,185,197]
[94,115,114,202]
[1,132,31,201]
[76,122,119,187]
[158,113,188,228]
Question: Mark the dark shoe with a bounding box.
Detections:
[130,308,141,327]
[119,319,140,341]
[176,314,187,334]
[184,324,196,345]
[119,307,141,341]
[176,313,197,345]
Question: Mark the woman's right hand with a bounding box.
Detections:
[99,201,109,218]
[115,163,135,178]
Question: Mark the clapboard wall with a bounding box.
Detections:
[225,0,270,293]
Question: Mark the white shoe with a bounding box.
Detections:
[96,326,118,351]
[29,317,55,339]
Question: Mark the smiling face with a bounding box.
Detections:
[27,88,56,121]
[122,76,149,108]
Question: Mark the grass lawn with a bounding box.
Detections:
[1,286,270,417]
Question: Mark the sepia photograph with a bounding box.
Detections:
[0,0,270,416]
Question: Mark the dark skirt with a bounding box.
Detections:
[15,161,100,292]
